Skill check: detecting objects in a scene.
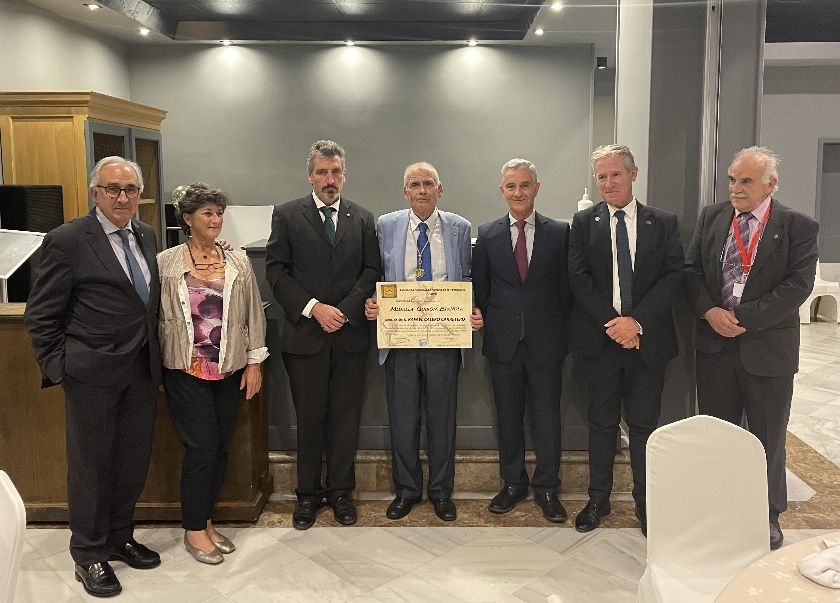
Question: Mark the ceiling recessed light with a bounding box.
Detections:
[138,27,149,36]
[83,3,100,11]
[550,1,563,11]
[220,39,233,46]
[346,40,356,46]
[535,27,545,36]
[468,39,478,47]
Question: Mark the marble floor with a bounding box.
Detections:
[13,322,840,602]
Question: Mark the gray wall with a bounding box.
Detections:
[0,0,130,97]
[127,43,595,231]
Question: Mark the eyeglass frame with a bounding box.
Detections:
[95,184,143,200]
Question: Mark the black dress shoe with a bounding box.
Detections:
[488,485,529,514]
[293,500,324,530]
[109,538,160,569]
[386,496,421,520]
[75,562,122,598]
[575,498,611,532]
[770,514,784,550]
[635,501,647,537]
[534,491,567,523]
[332,495,358,526]
[432,498,457,522]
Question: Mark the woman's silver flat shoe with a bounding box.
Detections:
[183,534,224,565]
[211,534,236,554]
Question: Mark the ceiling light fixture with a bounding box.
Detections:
[468,38,478,47]
[83,3,100,10]
[346,40,356,46]
[535,27,545,36]
[596,56,608,70]
[221,39,233,46]
[138,27,150,36]
[550,1,563,11]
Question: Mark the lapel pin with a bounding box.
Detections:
[774,234,779,239]
[645,220,652,225]
[346,213,350,217]
[594,216,600,222]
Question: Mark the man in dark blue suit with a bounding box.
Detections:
[685,146,818,549]
[472,158,572,523]
[568,145,684,535]
[25,157,162,597]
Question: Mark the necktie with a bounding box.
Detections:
[115,229,149,305]
[320,206,336,244]
[514,220,528,340]
[514,220,528,282]
[721,212,753,309]
[416,222,432,281]
[614,210,633,315]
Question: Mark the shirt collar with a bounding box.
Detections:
[745,195,772,222]
[95,207,133,234]
[508,210,535,227]
[410,208,439,231]
[312,192,341,212]
[607,198,638,219]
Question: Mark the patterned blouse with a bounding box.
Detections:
[185,273,231,381]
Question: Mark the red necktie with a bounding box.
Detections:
[514,220,528,282]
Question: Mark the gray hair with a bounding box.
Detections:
[403,162,440,187]
[307,140,346,173]
[733,145,780,189]
[591,144,636,172]
[500,158,538,182]
[89,156,144,191]
[173,182,229,234]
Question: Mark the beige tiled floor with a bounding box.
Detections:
[14,322,840,602]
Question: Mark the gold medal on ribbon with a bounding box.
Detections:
[415,268,425,278]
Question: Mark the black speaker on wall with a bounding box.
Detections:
[0,185,64,302]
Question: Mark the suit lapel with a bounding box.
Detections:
[391,210,410,280]
[83,211,137,299]
[634,204,655,268]
[300,197,333,245]
[495,215,520,283]
[710,205,734,286]
[333,199,353,247]
[439,212,461,281]
[131,218,158,301]
[529,213,551,283]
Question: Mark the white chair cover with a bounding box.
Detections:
[636,415,770,603]
[799,262,840,324]
[0,470,26,603]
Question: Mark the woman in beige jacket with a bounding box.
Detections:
[158,183,268,565]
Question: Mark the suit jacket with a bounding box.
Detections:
[24,208,162,388]
[472,211,572,363]
[684,199,818,377]
[265,195,381,355]
[375,208,473,364]
[568,201,683,368]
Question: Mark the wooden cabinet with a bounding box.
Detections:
[0,305,273,522]
[0,92,167,249]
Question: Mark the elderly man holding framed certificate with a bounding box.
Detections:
[365,162,483,522]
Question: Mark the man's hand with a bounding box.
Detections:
[470,307,484,331]
[312,302,348,333]
[604,316,640,347]
[364,297,379,321]
[240,363,262,400]
[703,307,746,337]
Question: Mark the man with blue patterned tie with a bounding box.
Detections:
[365,162,483,521]
[25,156,162,597]
[568,145,684,536]
[685,146,818,549]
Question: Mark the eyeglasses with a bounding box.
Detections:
[96,185,141,199]
[187,241,227,271]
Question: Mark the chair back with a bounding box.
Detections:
[638,415,770,601]
[0,470,26,603]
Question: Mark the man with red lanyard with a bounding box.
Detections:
[685,146,818,550]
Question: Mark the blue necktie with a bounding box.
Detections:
[615,210,633,315]
[116,229,149,305]
[417,222,432,281]
[320,206,336,244]
[721,212,753,309]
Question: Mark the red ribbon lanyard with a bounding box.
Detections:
[731,206,771,276]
